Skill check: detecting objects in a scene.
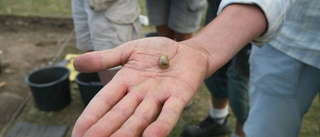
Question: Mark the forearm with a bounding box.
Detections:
[181,4,267,77]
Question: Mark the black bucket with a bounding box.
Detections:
[75,72,103,106]
[25,66,71,111]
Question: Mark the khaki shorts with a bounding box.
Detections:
[72,0,141,51]
[146,0,207,33]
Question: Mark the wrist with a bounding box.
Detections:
[182,4,266,78]
[180,39,213,78]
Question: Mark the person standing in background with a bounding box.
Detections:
[145,0,207,42]
[183,0,250,136]
[72,0,141,84]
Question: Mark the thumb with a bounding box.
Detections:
[73,44,134,72]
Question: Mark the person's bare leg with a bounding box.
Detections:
[174,32,193,42]
[235,121,245,137]
[212,97,228,109]
[155,25,192,41]
[155,25,174,39]
[210,96,229,125]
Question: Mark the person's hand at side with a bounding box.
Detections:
[72,37,210,137]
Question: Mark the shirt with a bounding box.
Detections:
[218,0,320,69]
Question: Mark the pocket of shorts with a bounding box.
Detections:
[187,0,207,12]
[113,21,140,45]
[89,0,117,11]
[249,46,302,98]
[104,0,140,24]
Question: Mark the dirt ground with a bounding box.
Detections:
[0,15,75,98]
[0,15,81,136]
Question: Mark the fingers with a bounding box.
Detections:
[83,91,141,137]
[73,79,191,137]
[143,97,187,137]
[72,78,128,137]
[111,98,162,137]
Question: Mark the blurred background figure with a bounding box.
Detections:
[72,0,141,84]
[145,0,207,41]
[183,0,250,137]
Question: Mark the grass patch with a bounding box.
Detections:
[0,0,147,17]
[0,0,71,17]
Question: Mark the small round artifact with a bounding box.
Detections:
[158,55,169,69]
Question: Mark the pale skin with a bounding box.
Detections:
[72,4,267,137]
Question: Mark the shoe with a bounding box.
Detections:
[182,115,231,137]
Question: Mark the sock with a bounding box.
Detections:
[209,106,229,124]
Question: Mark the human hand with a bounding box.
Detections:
[72,37,209,137]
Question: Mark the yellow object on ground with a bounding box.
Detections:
[65,54,80,81]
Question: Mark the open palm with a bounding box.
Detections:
[72,37,209,137]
